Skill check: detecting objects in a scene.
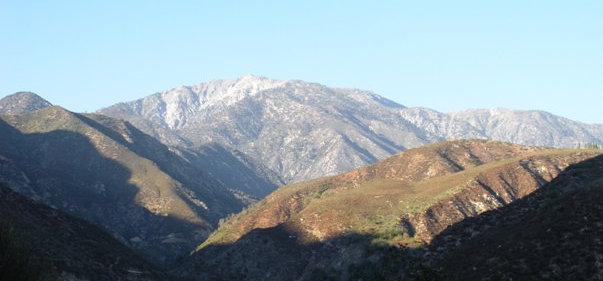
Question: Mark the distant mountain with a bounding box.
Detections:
[398,107,487,140]
[99,76,603,184]
[0,91,52,115]
[0,106,249,265]
[0,183,169,281]
[179,140,602,280]
[451,108,603,147]
[99,76,438,182]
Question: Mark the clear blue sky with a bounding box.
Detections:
[1,1,602,123]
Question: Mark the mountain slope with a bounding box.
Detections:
[0,106,246,265]
[0,183,170,281]
[0,92,52,115]
[174,143,284,200]
[180,140,602,280]
[99,75,435,182]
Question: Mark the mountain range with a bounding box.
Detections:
[99,75,603,183]
[1,76,602,280]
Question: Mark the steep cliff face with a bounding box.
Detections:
[180,140,602,280]
[0,106,245,265]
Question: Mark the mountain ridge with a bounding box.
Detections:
[97,76,603,184]
[450,108,603,147]
[99,76,432,182]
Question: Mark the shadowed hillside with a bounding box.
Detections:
[175,143,284,200]
[0,106,245,266]
[0,183,170,281]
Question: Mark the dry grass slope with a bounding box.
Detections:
[186,140,602,280]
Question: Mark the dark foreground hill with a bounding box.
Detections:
[0,183,170,281]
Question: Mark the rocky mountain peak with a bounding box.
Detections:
[235,74,279,86]
[99,76,425,182]
[0,91,52,115]
[102,75,287,130]
[198,75,286,106]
